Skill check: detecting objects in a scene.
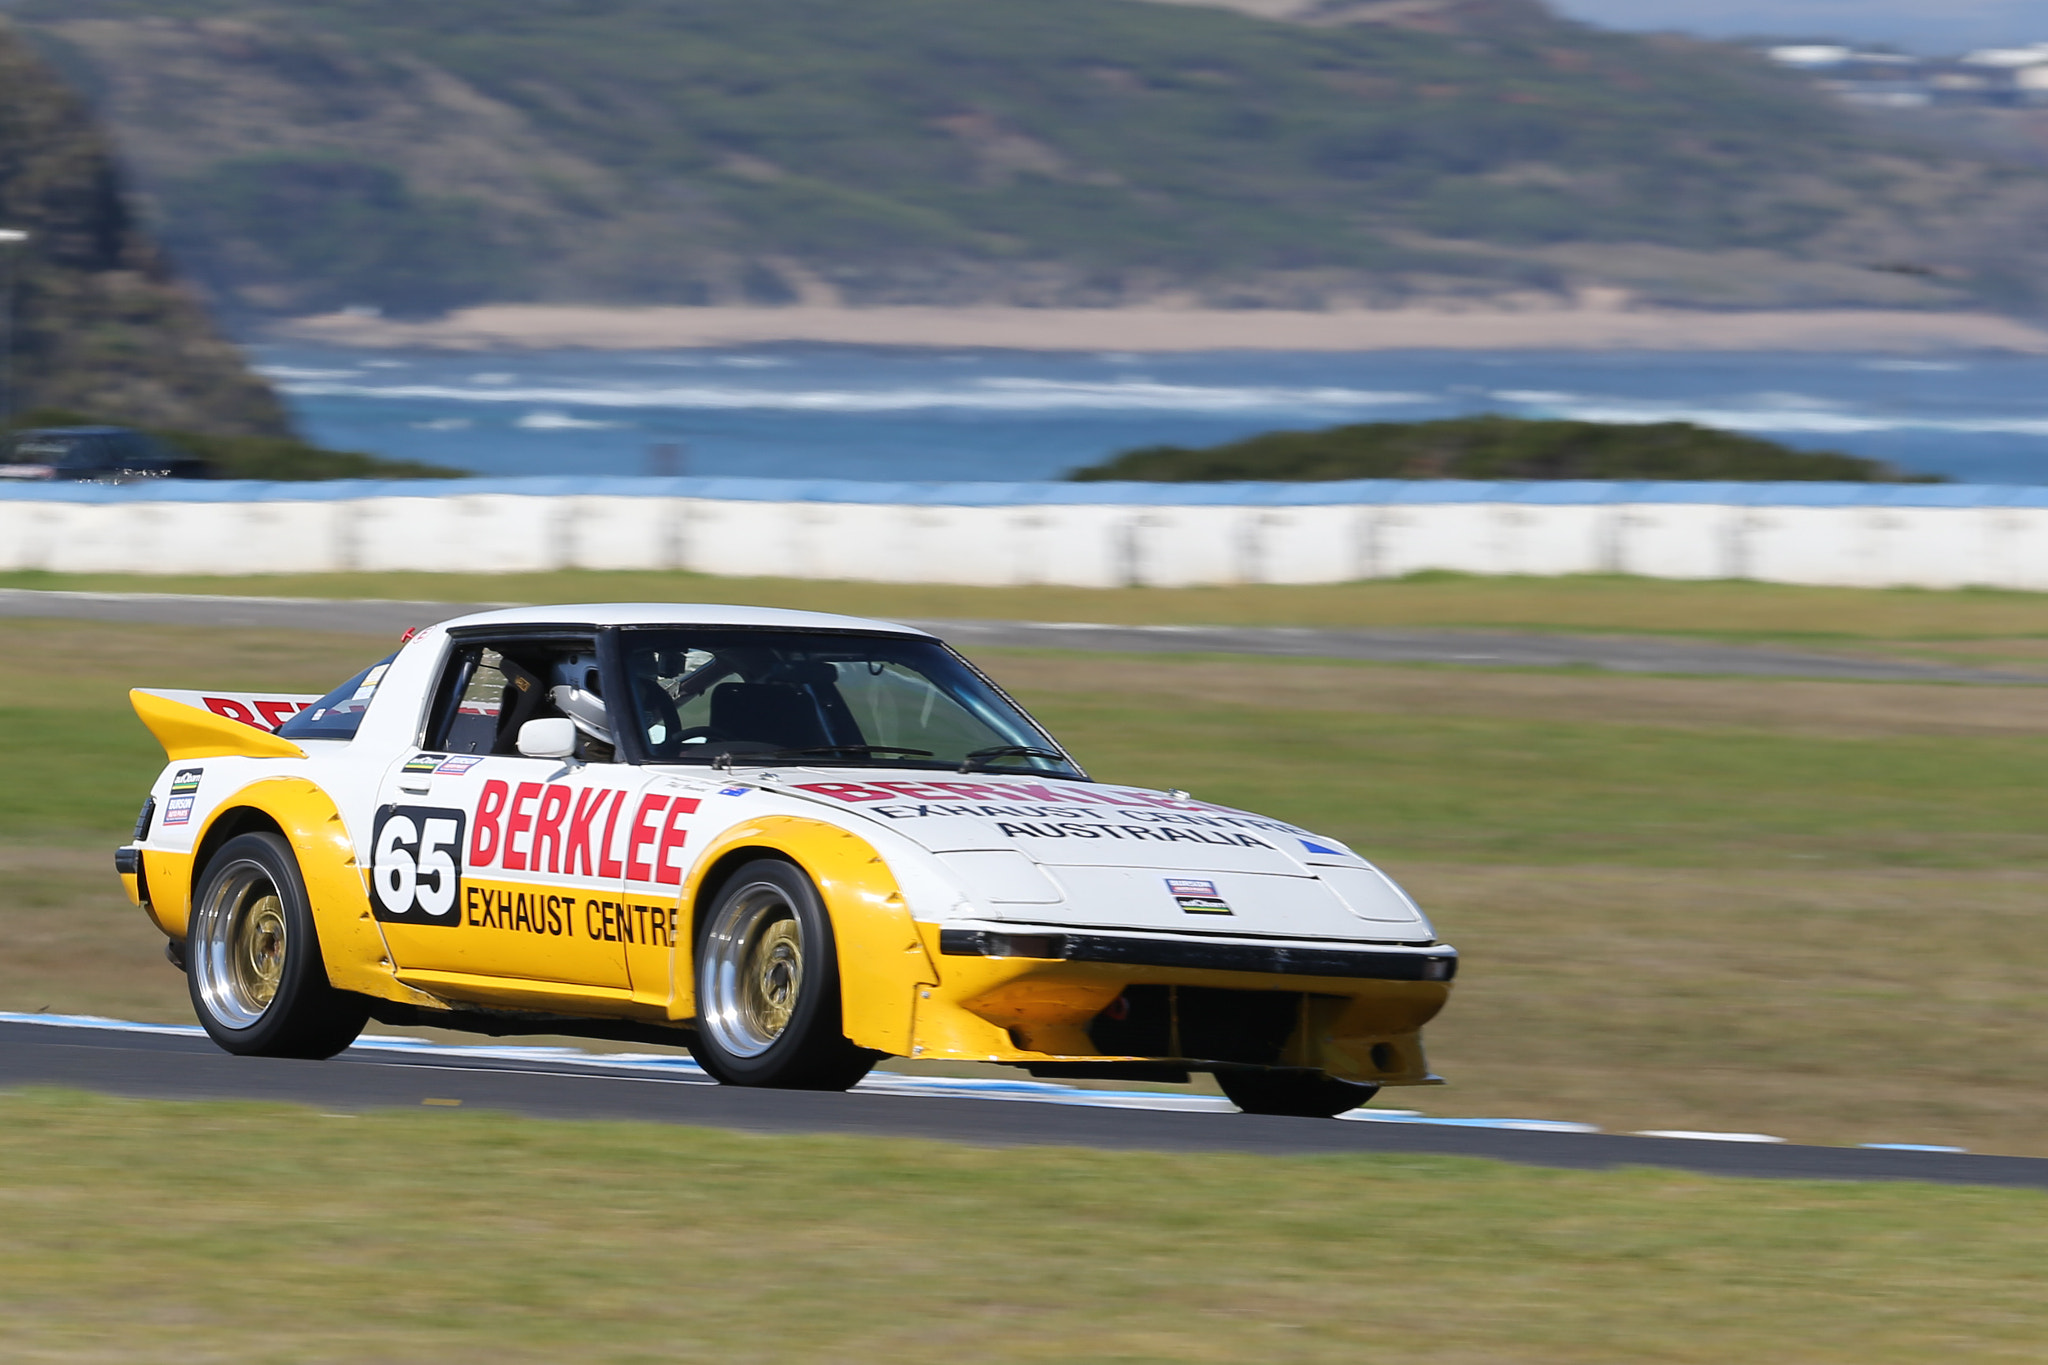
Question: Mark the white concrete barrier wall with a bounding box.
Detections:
[6,479,2048,591]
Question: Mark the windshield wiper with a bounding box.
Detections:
[959,745,1069,773]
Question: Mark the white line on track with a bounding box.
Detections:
[334,1058,718,1086]
[3,1012,1955,1148]
[1632,1130,1787,1144]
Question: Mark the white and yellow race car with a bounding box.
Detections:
[118,605,1456,1117]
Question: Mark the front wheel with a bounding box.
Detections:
[1218,1069,1380,1118]
[692,858,876,1091]
[187,832,368,1059]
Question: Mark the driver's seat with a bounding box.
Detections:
[709,682,830,752]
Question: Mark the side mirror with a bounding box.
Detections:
[517,717,578,760]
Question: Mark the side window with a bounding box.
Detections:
[438,648,511,755]
[428,638,613,760]
[276,654,397,741]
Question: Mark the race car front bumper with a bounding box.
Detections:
[910,921,1456,1084]
[938,927,1457,982]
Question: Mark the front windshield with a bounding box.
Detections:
[619,628,1082,777]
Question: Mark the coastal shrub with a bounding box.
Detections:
[5,410,465,481]
[1068,416,1933,483]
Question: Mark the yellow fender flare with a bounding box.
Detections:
[186,778,439,1011]
[680,815,938,1057]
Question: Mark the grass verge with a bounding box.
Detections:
[2,1090,2045,1364]
[9,567,2048,647]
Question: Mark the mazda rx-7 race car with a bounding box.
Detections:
[117,605,1456,1117]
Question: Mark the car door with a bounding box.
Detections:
[600,633,769,1006]
[368,634,635,997]
[609,769,716,1006]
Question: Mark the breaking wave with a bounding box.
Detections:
[256,365,366,381]
[271,375,1433,414]
[1527,402,2048,438]
[1493,391,2048,437]
[515,411,626,430]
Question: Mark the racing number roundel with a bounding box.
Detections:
[371,805,467,924]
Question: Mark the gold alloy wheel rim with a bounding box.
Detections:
[230,891,287,1012]
[193,860,291,1030]
[702,879,813,1059]
[740,916,803,1043]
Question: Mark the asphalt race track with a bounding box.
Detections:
[4,588,2043,684]
[5,1019,2045,1189]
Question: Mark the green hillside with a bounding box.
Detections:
[0,26,288,435]
[9,0,2032,319]
[1069,415,1931,482]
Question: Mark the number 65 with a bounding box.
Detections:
[374,815,460,917]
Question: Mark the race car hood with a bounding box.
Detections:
[775,769,1432,942]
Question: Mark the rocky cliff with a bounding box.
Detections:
[0,23,289,436]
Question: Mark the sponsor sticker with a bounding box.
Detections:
[718,786,751,798]
[435,755,484,776]
[162,768,203,826]
[466,779,700,887]
[1166,877,1232,915]
[402,754,444,774]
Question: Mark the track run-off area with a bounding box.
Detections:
[5,1016,2041,1190]
[3,587,2045,684]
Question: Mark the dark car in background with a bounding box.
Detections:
[0,427,211,482]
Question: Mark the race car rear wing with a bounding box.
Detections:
[130,688,318,761]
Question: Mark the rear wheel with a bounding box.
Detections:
[692,858,876,1091]
[1218,1069,1380,1118]
[187,832,368,1059]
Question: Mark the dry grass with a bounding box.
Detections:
[0,620,390,843]
[19,617,392,698]
[983,652,2048,740]
[0,845,190,1023]
[1411,864,2048,1153]
[2,1091,2046,1365]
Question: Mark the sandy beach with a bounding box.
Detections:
[274,303,2048,354]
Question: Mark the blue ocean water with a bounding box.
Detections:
[254,343,2048,485]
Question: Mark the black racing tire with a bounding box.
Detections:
[186,832,369,1060]
[1217,1069,1382,1118]
[691,858,877,1091]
